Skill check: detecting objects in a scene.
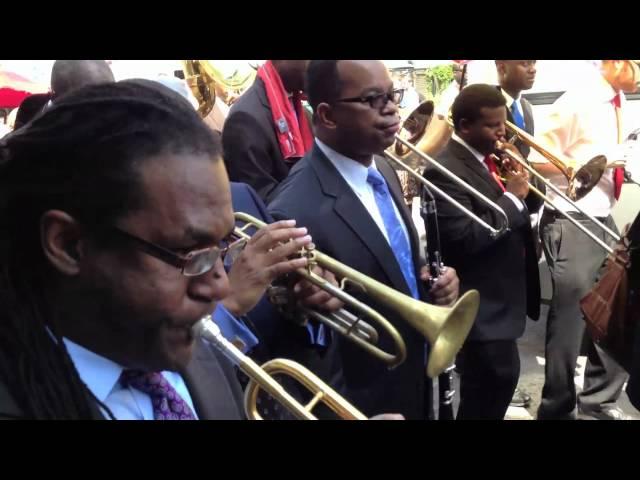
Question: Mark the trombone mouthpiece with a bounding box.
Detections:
[192,315,221,342]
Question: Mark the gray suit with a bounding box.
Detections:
[0,339,245,420]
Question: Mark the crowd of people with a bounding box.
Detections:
[0,59,638,420]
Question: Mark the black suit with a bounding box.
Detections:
[268,144,432,420]
[424,140,540,419]
[0,339,245,420]
[223,78,311,203]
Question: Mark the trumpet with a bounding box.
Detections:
[233,212,479,378]
[193,316,367,420]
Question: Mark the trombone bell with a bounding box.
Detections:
[395,100,435,157]
[569,155,607,201]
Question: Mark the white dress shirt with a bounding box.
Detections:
[64,338,198,420]
[451,133,525,211]
[529,70,627,217]
[315,138,411,245]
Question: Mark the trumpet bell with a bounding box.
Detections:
[420,290,480,378]
[568,155,607,201]
[395,100,435,157]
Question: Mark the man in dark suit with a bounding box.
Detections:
[222,60,312,202]
[495,60,543,408]
[268,60,460,420]
[423,84,541,420]
[495,60,545,215]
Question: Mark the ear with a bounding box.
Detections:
[40,210,86,276]
[458,118,471,134]
[315,102,337,130]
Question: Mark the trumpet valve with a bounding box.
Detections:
[301,244,318,273]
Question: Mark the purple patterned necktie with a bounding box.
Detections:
[120,370,197,420]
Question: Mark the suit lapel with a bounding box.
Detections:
[310,146,412,294]
[448,141,503,198]
[254,76,271,111]
[181,340,244,420]
[521,98,534,135]
[498,85,532,132]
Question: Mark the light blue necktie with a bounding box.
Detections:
[511,101,525,129]
[366,167,419,299]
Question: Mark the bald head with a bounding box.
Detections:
[51,60,115,100]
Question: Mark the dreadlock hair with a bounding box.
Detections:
[0,79,222,419]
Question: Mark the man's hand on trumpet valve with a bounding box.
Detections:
[420,265,460,306]
[293,265,345,313]
[222,219,312,317]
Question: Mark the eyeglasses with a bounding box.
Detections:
[336,88,404,110]
[109,227,245,277]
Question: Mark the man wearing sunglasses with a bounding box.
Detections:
[268,60,460,420]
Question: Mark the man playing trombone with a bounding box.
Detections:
[531,60,640,420]
[423,84,541,420]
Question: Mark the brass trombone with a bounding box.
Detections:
[503,120,607,202]
[385,101,511,239]
[495,120,623,256]
[233,212,479,378]
[193,316,367,420]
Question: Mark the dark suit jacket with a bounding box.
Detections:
[223,77,311,203]
[424,140,541,342]
[620,212,640,409]
[0,339,245,420]
[499,86,546,214]
[268,144,430,419]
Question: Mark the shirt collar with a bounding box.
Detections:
[63,337,124,404]
[499,87,520,108]
[451,132,486,164]
[315,138,377,191]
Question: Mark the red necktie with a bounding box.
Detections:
[483,155,506,192]
[612,93,624,200]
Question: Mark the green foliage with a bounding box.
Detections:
[429,65,454,88]
[415,65,455,105]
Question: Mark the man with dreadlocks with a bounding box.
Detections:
[0,79,320,420]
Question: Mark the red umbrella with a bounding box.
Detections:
[0,70,49,109]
